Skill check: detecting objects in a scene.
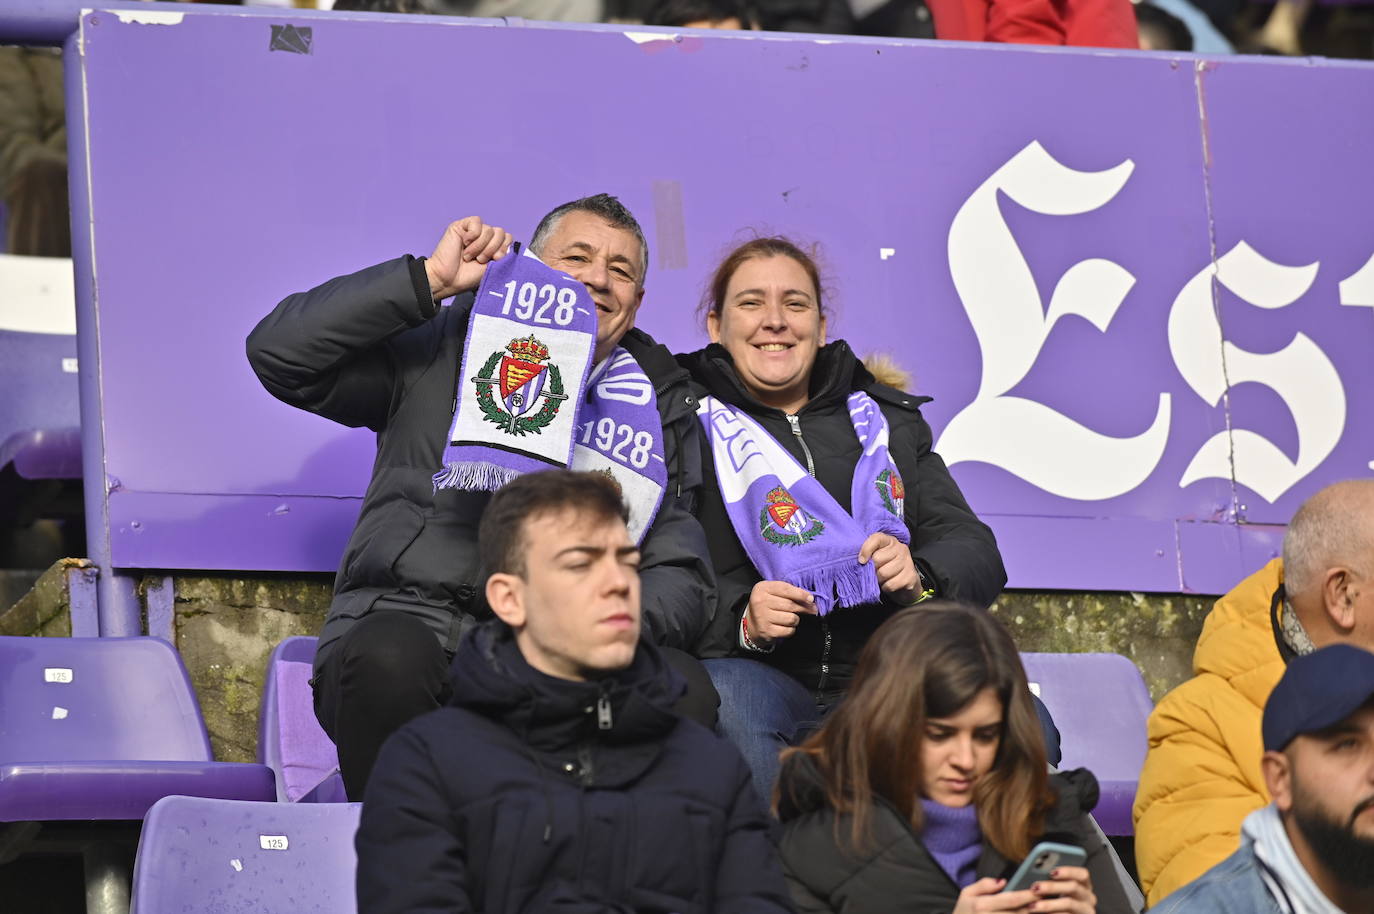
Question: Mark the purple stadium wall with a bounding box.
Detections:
[55,9,1374,634]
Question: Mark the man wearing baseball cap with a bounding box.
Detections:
[1152,643,1374,913]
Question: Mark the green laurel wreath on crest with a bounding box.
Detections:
[758,507,826,547]
[875,469,901,516]
[474,351,565,437]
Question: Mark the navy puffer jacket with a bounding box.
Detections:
[357,622,795,914]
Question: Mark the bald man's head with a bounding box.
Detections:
[1282,479,1374,649]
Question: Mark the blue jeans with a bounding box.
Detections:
[703,659,831,803]
[705,657,1064,802]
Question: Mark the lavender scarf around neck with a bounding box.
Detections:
[921,798,984,889]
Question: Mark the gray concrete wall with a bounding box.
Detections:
[2,567,1216,763]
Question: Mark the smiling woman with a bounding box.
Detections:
[677,236,1009,800]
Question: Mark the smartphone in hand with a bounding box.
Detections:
[1001,841,1087,893]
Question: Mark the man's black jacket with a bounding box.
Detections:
[681,341,1005,693]
[247,256,714,672]
[356,622,794,914]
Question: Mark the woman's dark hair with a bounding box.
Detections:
[701,236,826,326]
[778,603,1054,861]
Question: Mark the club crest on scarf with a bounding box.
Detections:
[759,486,826,547]
[875,468,905,517]
[472,335,569,435]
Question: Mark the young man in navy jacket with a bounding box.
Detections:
[356,469,791,914]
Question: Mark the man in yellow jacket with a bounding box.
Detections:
[1133,479,1374,905]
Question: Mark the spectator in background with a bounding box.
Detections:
[1134,479,1374,905]
[357,471,792,914]
[646,0,759,27]
[776,605,1135,914]
[1136,2,1194,48]
[1140,0,1236,53]
[430,0,603,22]
[680,237,1010,801]
[1151,644,1374,914]
[0,47,68,257]
[332,0,439,11]
[924,0,1137,47]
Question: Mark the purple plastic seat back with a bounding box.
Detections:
[1019,652,1153,836]
[257,636,344,802]
[0,636,213,763]
[0,636,277,821]
[130,796,361,914]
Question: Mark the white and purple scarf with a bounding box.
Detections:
[698,391,910,615]
[434,245,666,543]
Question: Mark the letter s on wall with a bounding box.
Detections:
[1169,242,1345,503]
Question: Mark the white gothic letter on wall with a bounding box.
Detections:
[1170,241,1345,503]
[937,141,1172,500]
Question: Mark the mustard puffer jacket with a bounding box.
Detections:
[1132,559,1284,905]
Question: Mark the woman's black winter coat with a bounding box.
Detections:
[680,341,1006,693]
[775,754,1135,914]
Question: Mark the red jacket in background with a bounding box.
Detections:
[927,0,1138,48]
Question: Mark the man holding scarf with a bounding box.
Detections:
[247,194,714,800]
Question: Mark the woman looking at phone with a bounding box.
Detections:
[775,605,1134,914]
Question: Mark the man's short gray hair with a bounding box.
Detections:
[528,193,649,286]
[1282,479,1374,600]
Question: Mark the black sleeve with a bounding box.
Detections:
[246,256,438,432]
[903,407,1007,608]
[714,758,797,913]
[356,726,474,914]
[638,496,716,651]
[780,812,933,914]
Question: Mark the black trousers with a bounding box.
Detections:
[313,610,720,801]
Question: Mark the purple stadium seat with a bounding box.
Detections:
[130,796,360,914]
[0,636,275,822]
[257,636,345,803]
[1019,652,1153,836]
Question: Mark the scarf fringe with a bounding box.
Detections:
[791,558,881,615]
[432,460,522,493]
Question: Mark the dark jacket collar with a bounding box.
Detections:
[449,620,685,753]
[620,327,691,395]
[677,341,874,416]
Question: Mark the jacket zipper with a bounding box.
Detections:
[577,743,595,788]
[787,412,827,694]
[785,414,817,478]
[596,684,614,731]
[817,623,832,696]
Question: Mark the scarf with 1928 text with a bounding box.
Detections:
[698,391,909,615]
[434,244,665,543]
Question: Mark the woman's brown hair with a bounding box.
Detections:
[700,236,827,325]
[777,603,1055,861]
